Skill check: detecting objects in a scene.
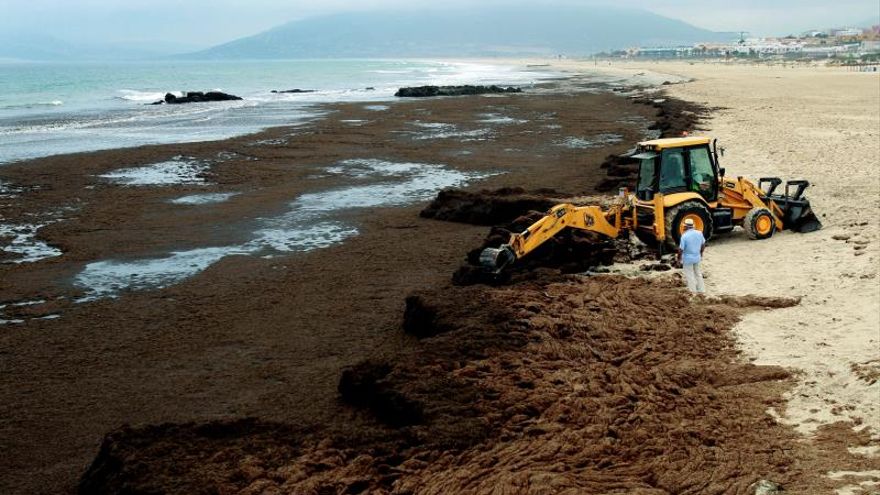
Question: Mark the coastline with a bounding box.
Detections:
[0,74,661,493]
[1,59,877,493]
[0,59,561,165]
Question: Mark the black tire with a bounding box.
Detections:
[664,200,713,250]
[743,207,775,240]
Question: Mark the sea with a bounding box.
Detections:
[0,59,554,164]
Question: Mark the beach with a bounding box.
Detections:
[1,60,878,494]
[592,61,880,493]
[0,76,659,493]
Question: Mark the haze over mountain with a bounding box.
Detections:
[0,32,201,62]
[187,6,736,59]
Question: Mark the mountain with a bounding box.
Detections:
[187,6,734,59]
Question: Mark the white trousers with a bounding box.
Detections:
[682,262,705,293]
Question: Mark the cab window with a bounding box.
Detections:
[659,148,687,192]
[637,157,655,191]
[689,146,716,199]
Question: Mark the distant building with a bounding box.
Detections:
[861,40,880,53]
[832,28,863,37]
[632,46,694,58]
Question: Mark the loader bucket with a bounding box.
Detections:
[789,203,822,233]
[767,179,822,233]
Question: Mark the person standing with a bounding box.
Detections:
[677,218,706,294]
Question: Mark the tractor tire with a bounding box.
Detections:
[743,207,776,240]
[664,201,713,250]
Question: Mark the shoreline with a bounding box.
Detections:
[0,74,664,493]
[0,59,564,165]
[2,60,876,494]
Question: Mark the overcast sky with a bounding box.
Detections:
[1,0,877,48]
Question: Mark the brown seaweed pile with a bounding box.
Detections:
[79,276,804,494]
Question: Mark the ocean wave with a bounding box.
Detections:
[0,100,63,110]
[116,89,181,102]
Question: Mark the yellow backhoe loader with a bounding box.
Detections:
[480,136,822,271]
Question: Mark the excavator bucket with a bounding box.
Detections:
[479,245,516,273]
[760,178,822,233]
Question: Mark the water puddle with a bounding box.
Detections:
[556,133,623,149]
[0,180,24,198]
[340,119,370,126]
[75,159,495,301]
[247,138,288,147]
[364,105,390,112]
[215,151,258,162]
[478,113,528,125]
[77,246,248,301]
[643,129,662,140]
[0,298,56,325]
[99,156,209,186]
[0,222,63,264]
[170,192,240,205]
[322,159,430,179]
[400,122,494,141]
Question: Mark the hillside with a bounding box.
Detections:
[188,6,733,59]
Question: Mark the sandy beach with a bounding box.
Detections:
[585,60,880,493]
[1,60,878,494]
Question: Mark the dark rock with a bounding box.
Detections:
[158,91,243,105]
[270,89,315,94]
[395,85,522,98]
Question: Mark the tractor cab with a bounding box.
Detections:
[632,136,723,203]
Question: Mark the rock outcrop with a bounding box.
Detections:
[395,85,522,98]
[270,89,315,94]
[152,91,242,105]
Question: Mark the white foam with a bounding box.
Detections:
[322,159,427,178]
[478,113,528,125]
[116,90,179,102]
[76,247,236,301]
[246,222,359,253]
[0,298,55,325]
[0,100,63,110]
[0,222,63,264]
[556,134,623,149]
[75,159,495,300]
[170,192,240,205]
[294,163,487,212]
[247,138,288,147]
[99,157,209,186]
[404,122,493,141]
[364,105,390,111]
[0,180,23,197]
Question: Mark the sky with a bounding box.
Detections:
[1,0,877,49]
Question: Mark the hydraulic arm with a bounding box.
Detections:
[479,201,630,272]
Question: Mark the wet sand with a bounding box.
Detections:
[0,83,657,493]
